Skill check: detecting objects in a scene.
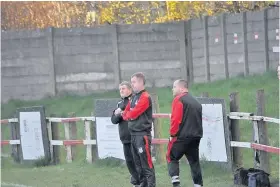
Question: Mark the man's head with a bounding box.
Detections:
[119,81,132,98]
[172,79,188,96]
[131,72,146,93]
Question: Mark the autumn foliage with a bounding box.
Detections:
[1,1,274,31]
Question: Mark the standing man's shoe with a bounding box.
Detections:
[173,183,181,187]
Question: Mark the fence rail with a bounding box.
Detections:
[1,113,279,154]
[230,141,279,154]
[1,113,279,125]
[0,114,171,124]
[1,90,279,173]
[2,113,279,125]
[229,112,280,124]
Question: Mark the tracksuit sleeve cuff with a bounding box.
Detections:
[122,113,128,120]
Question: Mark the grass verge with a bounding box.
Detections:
[1,71,279,186]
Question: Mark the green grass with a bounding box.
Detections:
[1,71,279,187]
[1,157,240,187]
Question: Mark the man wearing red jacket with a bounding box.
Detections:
[166,79,203,187]
[122,72,156,187]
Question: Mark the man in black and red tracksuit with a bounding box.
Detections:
[111,81,142,187]
[166,79,203,187]
[122,72,156,187]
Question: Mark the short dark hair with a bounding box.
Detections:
[131,72,146,85]
[119,81,132,90]
[176,79,188,89]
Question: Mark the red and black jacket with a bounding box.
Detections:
[170,92,203,139]
[122,90,153,135]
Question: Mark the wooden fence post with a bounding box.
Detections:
[252,120,260,169]
[256,89,270,173]
[64,120,72,163]
[91,112,98,161]
[10,114,21,163]
[47,118,53,163]
[69,112,77,160]
[50,114,60,164]
[150,86,165,164]
[229,92,243,169]
[84,119,94,163]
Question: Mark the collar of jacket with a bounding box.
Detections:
[134,89,146,95]
[122,93,132,100]
[175,92,188,98]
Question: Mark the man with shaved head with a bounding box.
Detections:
[166,79,203,187]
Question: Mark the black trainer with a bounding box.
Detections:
[173,182,181,187]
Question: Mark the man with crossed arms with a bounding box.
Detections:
[122,72,156,187]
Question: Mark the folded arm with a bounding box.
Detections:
[111,109,123,124]
[122,93,150,120]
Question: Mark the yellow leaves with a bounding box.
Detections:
[1,1,273,30]
[99,9,115,24]
[98,1,153,24]
[207,9,214,16]
[86,11,96,26]
[226,1,233,5]
[127,2,134,6]
[2,2,88,30]
[154,15,168,23]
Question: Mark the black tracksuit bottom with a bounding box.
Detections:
[131,134,156,187]
[166,137,203,186]
[123,142,141,185]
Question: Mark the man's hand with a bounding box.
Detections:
[114,108,122,115]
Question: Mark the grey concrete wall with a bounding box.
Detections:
[1,29,54,101]
[1,8,279,103]
[191,18,206,83]
[118,23,181,87]
[208,15,226,81]
[53,27,116,94]
[267,8,279,70]
[226,13,244,77]
[247,11,266,74]
[189,7,279,82]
